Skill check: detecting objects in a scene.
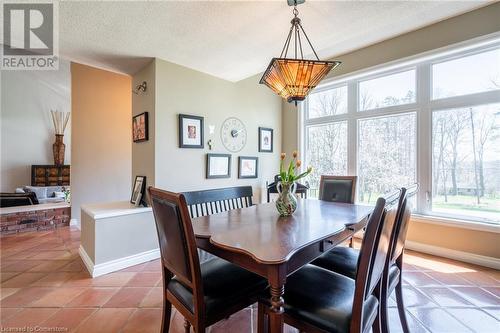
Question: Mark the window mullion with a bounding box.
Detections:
[416,63,432,214]
[347,80,358,177]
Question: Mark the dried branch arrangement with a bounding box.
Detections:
[50,110,70,135]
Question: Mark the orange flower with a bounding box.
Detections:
[292,150,298,158]
[280,153,286,160]
[296,160,302,168]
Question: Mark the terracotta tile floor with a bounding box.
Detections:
[1,227,499,332]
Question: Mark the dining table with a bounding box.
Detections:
[192,199,374,333]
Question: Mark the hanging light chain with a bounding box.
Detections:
[278,4,321,61]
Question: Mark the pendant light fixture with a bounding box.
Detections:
[260,0,341,104]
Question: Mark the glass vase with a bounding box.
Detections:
[275,181,297,216]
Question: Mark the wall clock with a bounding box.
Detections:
[221,117,247,152]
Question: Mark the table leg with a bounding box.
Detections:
[268,283,285,333]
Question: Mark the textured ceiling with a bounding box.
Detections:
[59,1,490,82]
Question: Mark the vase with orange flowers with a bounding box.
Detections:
[276,151,312,216]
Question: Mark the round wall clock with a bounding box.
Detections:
[221,117,247,152]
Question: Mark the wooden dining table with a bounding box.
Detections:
[192,199,373,333]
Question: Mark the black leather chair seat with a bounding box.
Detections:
[273,265,378,333]
[312,247,360,279]
[313,247,401,295]
[168,257,267,316]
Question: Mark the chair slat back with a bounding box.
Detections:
[318,176,357,203]
[366,203,398,297]
[390,184,419,262]
[183,186,253,218]
[351,191,399,319]
[148,187,202,289]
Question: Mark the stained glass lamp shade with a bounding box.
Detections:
[260,4,341,103]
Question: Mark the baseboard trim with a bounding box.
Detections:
[70,218,80,229]
[405,240,500,270]
[79,245,160,277]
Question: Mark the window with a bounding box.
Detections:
[359,70,416,111]
[305,122,348,196]
[432,104,500,221]
[307,86,348,118]
[301,37,500,225]
[432,48,500,99]
[358,113,416,204]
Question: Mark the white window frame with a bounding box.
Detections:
[299,32,500,230]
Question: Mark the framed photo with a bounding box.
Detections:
[131,176,146,206]
[258,127,273,152]
[238,156,258,179]
[206,153,231,179]
[132,112,148,142]
[179,114,204,148]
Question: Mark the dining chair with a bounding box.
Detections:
[318,175,357,204]
[380,184,418,333]
[310,185,418,333]
[148,187,268,333]
[183,186,254,263]
[258,196,397,333]
[319,175,358,247]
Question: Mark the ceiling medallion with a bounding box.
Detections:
[260,0,341,104]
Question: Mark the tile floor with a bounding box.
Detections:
[0,226,499,332]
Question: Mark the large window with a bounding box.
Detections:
[432,48,500,99]
[307,86,348,118]
[359,70,416,111]
[432,104,500,221]
[301,37,500,225]
[358,113,416,204]
[305,122,348,196]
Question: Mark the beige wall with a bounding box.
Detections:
[132,58,282,202]
[282,3,500,259]
[71,63,132,222]
[1,60,71,191]
[132,60,156,192]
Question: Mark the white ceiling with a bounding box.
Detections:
[59,0,491,82]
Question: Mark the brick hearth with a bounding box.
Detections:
[0,206,70,235]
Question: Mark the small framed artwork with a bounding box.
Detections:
[131,176,146,206]
[206,153,231,179]
[132,112,148,142]
[258,127,273,152]
[238,156,258,179]
[179,114,204,148]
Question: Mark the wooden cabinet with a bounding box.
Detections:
[31,165,70,186]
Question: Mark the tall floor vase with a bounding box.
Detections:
[53,134,65,165]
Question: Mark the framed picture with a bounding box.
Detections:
[132,112,148,142]
[258,127,273,152]
[179,114,204,148]
[238,156,258,179]
[206,153,231,179]
[131,176,146,206]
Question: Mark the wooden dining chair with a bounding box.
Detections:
[182,186,254,263]
[148,187,268,333]
[380,184,418,333]
[318,175,358,247]
[319,175,357,204]
[258,196,398,333]
[310,185,418,333]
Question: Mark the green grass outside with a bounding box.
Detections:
[432,195,500,213]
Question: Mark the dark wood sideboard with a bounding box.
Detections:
[31,165,70,186]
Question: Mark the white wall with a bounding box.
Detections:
[71,63,132,222]
[0,60,71,191]
[132,60,155,190]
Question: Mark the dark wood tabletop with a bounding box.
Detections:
[194,200,373,264]
[192,199,373,333]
